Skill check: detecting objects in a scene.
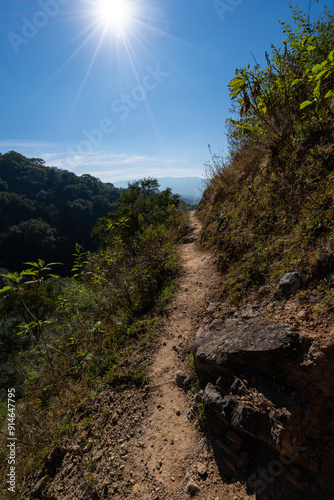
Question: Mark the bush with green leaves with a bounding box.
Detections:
[227,2,334,152]
[92,178,181,244]
[88,178,184,316]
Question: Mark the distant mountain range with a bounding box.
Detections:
[114,177,205,204]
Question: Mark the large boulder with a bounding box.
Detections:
[193,317,334,498]
[193,317,308,382]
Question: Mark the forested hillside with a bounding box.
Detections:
[0,151,122,272]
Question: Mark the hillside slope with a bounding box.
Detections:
[192,5,334,498]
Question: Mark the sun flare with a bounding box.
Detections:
[95,0,132,32]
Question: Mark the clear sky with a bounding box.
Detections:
[0,0,328,183]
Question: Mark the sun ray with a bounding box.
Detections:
[44,0,209,153]
[47,22,102,85]
[70,30,106,113]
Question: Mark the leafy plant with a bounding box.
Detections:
[194,397,207,431]
[0,260,62,379]
[227,4,334,148]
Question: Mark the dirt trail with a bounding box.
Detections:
[128,212,253,499]
[27,212,255,500]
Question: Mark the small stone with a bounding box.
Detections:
[176,409,181,416]
[30,475,49,498]
[176,371,191,390]
[196,462,207,476]
[277,272,302,298]
[132,484,141,493]
[258,285,271,297]
[92,451,103,462]
[185,478,200,496]
[297,309,310,321]
[71,445,81,455]
[240,304,258,319]
[199,437,210,453]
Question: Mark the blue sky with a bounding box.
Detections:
[0,0,328,183]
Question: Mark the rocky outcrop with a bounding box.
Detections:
[276,272,302,298]
[193,316,334,498]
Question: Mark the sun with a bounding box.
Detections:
[95,0,132,32]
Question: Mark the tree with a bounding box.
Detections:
[2,219,57,268]
[92,178,181,245]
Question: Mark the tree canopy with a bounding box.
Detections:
[0,151,122,272]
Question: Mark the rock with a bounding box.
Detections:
[30,475,50,498]
[239,304,259,319]
[226,431,243,449]
[185,477,200,496]
[237,451,250,468]
[224,318,240,328]
[175,371,191,390]
[196,462,207,476]
[193,313,334,497]
[193,318,306,383]
[206,301,221,314]
[202,383,223,411]
[310,253,334,281]
[297,309,310,321]
[258,285,272,297]
[277,272,302,298]
[92,451,103,462]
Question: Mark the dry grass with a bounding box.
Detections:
[197,123,334,302]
